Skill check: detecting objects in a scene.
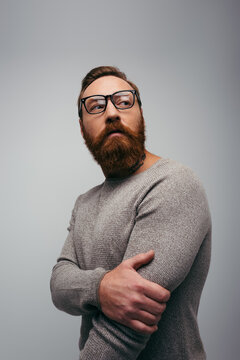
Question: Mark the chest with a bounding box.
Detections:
[73,185,139,269]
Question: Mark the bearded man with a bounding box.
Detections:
[50,66,212,360]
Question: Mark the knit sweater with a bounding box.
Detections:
[50,157,212,360]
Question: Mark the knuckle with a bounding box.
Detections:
[149,313,160,324]
[133,281,144,293]
[160,302,167,312]
[148,313,156,322]
[143,314,155,326]
[162,290,171,302]
[136,323,157,335]
[125,306,133,317]
[155,303,166,317]
[137,323,148,334]
[131,294,142,306]
[120,260,128,268]
[118,311,126,322]
[147,326,158,335]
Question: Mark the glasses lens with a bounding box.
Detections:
[85,96,106,114]
[113,91,134,109]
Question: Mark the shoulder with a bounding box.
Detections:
[150,158,207,197]
[167,159,206,193]
[140,158,212,228]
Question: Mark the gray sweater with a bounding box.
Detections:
[50,158,212,360]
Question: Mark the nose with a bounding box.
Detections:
[104,97,120,123]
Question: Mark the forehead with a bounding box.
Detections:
[82,76,134,98]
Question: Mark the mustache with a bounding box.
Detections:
[98,122,136,144]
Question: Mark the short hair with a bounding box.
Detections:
[77,66,142,119]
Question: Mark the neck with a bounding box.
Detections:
[104,151,146,179]
[103,150,162,179]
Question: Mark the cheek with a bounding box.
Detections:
[128,112,143,130]
[82,116,95,132]
[82,119,103,140]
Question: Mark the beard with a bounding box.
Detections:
[81,115,146,178]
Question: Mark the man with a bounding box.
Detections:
[50,66,212,359]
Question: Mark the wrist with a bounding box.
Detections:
[97,269,111,311]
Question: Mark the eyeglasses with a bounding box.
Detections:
[78,90,141,117]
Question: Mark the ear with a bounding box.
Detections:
[140,108,146,131]
[140,107,145,122]
[79,118,84,137]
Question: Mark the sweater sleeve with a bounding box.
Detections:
[50,201,109,316]
[123,166,212,291]
[79,166,212,359]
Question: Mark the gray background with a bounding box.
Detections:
[1,0,239,359]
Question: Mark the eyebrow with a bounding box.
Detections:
[82,90,133,99]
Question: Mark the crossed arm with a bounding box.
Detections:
[99,250,170,335]
[50,169,211,359]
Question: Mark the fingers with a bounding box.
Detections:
[133,309,163,326]
[126,319,158,335]
[118,295,166,329]
[141,297,167,316]
[124,251,170,303]
[142,280,171,303]
[125,250,155,270]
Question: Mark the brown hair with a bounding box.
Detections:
[77,66,142,119]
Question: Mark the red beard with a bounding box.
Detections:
[81,116,146,178]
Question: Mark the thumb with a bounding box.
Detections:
[126,250,155,270]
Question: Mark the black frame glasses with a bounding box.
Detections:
[78,90,142,118]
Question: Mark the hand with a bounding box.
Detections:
[98,250,170,335]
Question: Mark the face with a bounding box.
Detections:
[79,76,146,177]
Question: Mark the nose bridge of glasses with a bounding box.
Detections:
[105,94,118,111]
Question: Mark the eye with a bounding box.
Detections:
[86,97,106,113]
[114,94,132,108]
[89,103,105,111]
[120,99,131,106]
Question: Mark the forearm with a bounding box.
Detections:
[50,259,108,315]
[80,313,150,360]
[50,200,109,316]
